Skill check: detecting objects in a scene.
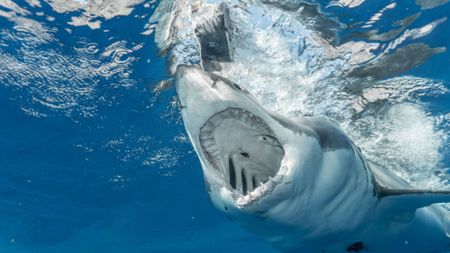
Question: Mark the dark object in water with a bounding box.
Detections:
[347,241,364,252]
[195,3,233,71]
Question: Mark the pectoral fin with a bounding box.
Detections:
[368,161,450,219]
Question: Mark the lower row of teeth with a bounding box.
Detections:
[228,158,269,195]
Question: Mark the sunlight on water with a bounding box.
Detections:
[0,0,449,252]
[0,0,162,118]
[0,2,194,250]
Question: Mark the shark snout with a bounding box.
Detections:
[175,64,193,77]
[175,65,199,106]
[175,64,205,83]
[176,64,211,91]
[175,64,220,108]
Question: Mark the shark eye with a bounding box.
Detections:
[260,135,280,146]
[233,83,242,90]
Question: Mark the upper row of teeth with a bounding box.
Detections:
[199,134,221,171]
[200,108,272,135]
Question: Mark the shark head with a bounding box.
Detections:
[177,65,317,216]
[176,65,295,206]
[177,66,296,202]
[176,65,377,248]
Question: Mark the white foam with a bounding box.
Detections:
[151,0,449,189]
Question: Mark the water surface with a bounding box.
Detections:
[0,0,449,252]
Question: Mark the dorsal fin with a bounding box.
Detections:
[194,3,233,71]
[368,161,450,218]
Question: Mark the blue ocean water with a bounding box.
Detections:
[0,0,449,253]
[0,1,278,252]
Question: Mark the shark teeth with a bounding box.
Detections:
[236,162,289,207]
[229,164,270,196]
[199,107,279,196]
[200,107,272,136]
[199,133,221,172]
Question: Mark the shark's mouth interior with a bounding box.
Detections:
[199,107,285,196]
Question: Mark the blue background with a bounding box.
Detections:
[0,0,448,252]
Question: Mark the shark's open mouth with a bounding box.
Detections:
[199,107,285,196]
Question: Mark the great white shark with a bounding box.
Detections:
[176,65,450,253]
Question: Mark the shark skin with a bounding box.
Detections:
[175,65,450,253]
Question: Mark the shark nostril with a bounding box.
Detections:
[240,152,249,158]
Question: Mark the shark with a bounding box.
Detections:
[175,65,450,253]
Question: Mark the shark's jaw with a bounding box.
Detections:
[198,107,286,204]
[175,65,290,208]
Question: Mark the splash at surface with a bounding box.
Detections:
[151,0,450,189]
